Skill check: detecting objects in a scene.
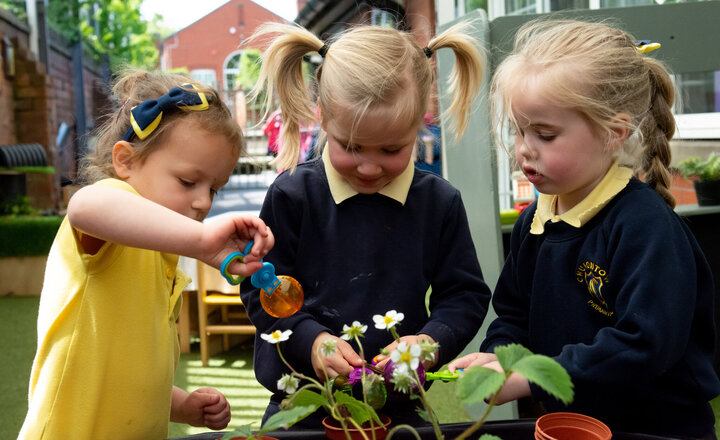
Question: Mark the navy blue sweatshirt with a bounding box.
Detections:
[481,178,720,438]
[241,159,491,427]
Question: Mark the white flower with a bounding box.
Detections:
[419,340,440,363]
[373,310,404,330]
[320,339,337,357]
[260,329,292,344]
[390,341,421,371]
[341,321,368,340]
[391,368,415,394]
[277,374,299,394]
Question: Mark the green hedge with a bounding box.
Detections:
[0,216,63,258]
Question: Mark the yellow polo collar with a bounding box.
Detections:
[530,161,633,234]
[322,146,414,205]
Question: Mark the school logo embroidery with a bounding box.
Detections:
[576,261,613,317]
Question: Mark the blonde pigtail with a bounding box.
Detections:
[426,21,485,140]
[248,23,323,172]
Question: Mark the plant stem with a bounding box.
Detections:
[387,424,422,440]
[276,344,298,375]
[454,382,503,440]
[355,336,377,440]
[412,370,443,440]
[390,326,401,342]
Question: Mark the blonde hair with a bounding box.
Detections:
[492,19,676,207]
[80,68,243,184]
[249,21,484,172]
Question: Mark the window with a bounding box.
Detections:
[675,70,720,115]
[370,8,396,27]
[673,70,720,139]
[599,0,653,7]
[190,69,217,89]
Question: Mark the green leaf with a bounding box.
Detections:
[288,389,328,408]
[456,366,506,405]
[478,435,503,440]
[511,355,574,405]
[334,391,374,425]
[260,405,317,432]
[416,407,430,422]
[220,424,253,439]
[495,343,533,371]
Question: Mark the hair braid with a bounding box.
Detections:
[639,59,676,208]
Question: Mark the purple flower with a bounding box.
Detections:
[348,367,376,386]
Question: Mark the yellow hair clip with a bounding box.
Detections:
[636,40,661,54]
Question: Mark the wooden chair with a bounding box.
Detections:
[196,260,255,367]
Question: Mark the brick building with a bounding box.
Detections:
[159,0,287,127]
[0,8,110,211]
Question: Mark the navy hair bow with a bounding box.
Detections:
[122,83,210,141]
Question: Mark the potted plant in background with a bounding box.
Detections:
[677,153,720,206]
[223,310,576,440]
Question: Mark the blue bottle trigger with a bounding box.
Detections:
[251,261,281,295]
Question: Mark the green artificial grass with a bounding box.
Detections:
[0,296,40,440]
[168,344,272,438]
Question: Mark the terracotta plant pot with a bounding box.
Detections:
[227,436,280,440]
[535,412,612,440]
[322,414,391,440]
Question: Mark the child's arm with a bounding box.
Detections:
[67,185,272,273]
[170,386,231,430]
[448,355,530,405]
[310,331,363,379]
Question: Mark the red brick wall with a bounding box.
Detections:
[671,171,698,206]
[1,9,110,210]
[161,0,285,91]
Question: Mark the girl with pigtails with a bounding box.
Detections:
[240,22,492,427]
[449,19,720,438]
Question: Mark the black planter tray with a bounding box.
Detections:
[169,419,689,440]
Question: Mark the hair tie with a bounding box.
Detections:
[318,44,329,58]
[636,40,661,54]
[423,47,433,58]
[122,84,210,142]
[115,97,131,122]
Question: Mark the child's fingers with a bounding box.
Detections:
[203,404,231,430]
[204,411,231,430]
[251,227,274,257]
[481,360,504,373]
[318,353,354,379]
[336,339,363,367]
[448,353,486,372]
[227,260,264,277]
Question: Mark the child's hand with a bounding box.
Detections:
[475,360,531,405]
[311,332,363,379]
[201,215,274,275]
[448,352,498,372]
[171,387,231,430]
[375,334,438,371]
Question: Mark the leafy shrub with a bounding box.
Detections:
[677,153,720,182]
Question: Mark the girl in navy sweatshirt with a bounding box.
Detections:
[449,19,720,439]
[241,21,492,428]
